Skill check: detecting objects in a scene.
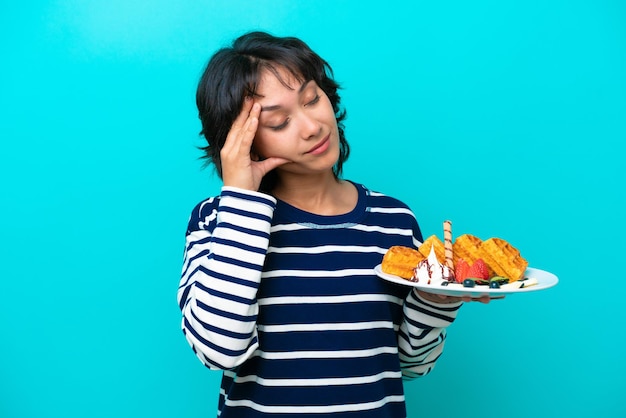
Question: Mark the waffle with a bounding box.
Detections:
[381,246,425,279]
[418,235,446,264]
[478,237,528,282]
[452,234,484,266]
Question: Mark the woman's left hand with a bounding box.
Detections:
[417,290,503,304]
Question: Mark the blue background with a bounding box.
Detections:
[1,1,624,417]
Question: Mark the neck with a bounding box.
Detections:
[271,172,357,216]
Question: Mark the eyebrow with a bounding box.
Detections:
[260,80,313,112]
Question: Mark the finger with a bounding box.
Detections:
[230,97,254,131]
[223,103,259,157]
[239,102,260,138]
[417,291,463,304]
[224,100,254,144]
[239,108,259,149]
[464,295,505,304]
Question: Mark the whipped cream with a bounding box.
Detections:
[413,246,454,285]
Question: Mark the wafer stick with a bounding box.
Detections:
[443,220,454,271]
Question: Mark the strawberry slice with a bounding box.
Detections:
[455,258,471,283]
[467,258,490,281]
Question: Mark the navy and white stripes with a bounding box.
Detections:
[178,183,461,417]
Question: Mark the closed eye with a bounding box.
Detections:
[305,94,320,107]
[269,118,289,131]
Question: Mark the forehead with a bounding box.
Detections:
[255,66,305,97]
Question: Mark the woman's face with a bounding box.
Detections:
[252,67,340,177]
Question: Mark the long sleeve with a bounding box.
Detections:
[397,289,462,379]
[357,187,463,380]
[177,187,277,370]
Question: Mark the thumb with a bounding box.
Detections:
[256,157,291,175]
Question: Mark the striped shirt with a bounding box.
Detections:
[178,183,461,417]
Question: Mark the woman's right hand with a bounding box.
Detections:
[220,98,291,191]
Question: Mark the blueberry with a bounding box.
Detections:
[463,279,475,288]
[489,281,501,289]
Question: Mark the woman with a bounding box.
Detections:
[178,31,477,418]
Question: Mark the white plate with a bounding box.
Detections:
[374,265,558,297]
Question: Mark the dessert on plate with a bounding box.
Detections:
[381,221,532,290]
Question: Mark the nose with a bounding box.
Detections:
[299,112,321,140]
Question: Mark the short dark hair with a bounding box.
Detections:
[196,31,349,192]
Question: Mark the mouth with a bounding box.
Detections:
[305,134,331,155]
